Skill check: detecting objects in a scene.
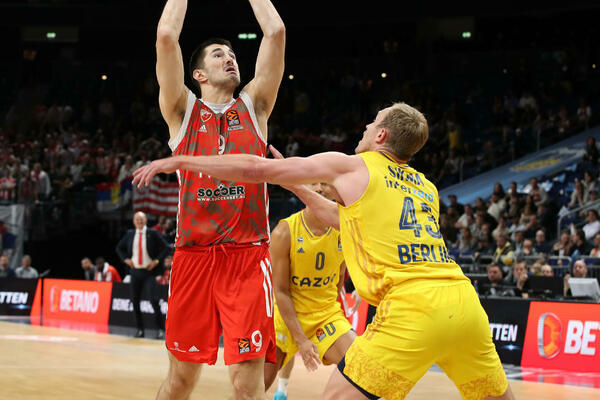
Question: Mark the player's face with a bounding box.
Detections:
[310,182,336,201]
[355,108,389,154]
[201,44,241,89]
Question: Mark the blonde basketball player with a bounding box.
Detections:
[264,182,356,397]
[134,103,515,400]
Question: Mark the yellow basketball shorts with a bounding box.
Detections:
[341,281,508,400]
[274,303,352,367]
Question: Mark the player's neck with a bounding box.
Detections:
[303,208,329,236]
[200,85,235,105]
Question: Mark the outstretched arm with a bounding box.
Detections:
[133,151,360,188]
[242,0,285,137]
[271,220,320,371]
[156,0,189,139]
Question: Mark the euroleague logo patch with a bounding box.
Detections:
[226,109,243,131]
[316,328,326,342]
[238,338,250,354]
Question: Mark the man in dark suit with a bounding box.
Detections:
[116,211,170,338]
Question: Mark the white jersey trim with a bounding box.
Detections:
[239,91,267,145]
[168,89,197,152]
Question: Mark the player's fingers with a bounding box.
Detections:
[269,145,285,159]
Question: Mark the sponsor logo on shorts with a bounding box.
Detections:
[316,328,326,342]
[238,338,250,354]
[297,248,305,254]
[188,345,199,352]
[197,184,245,202]
[277,333,287,343]
[168,341,186,353]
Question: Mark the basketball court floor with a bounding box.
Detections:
[0,320,599,399]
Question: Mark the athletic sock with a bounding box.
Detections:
[277,377,289,395]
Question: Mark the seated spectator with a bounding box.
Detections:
[590,233,600,256]
[474,234,494,260]
[583,170,597,198]
[571,209,600,241]
[515,239,536,260]
[152,215,166,234]
[156,254,172,285]
[81,257,96,280]
[552,231,573,256]
[487,193,506,222]
[0,254,15,278]
[586,189,599,206]
[457,228,476,253]
[93,257,122,282]
[523,213,541,240]
[528,177,549,206]
[503,260,530,298]
[447,194,464,215]
[541,264,554,277]
[480,264,514,297]
[506,195,522,220]
[492,182,506,200]
[492,216,509,242]
[583,136,599,166]
[570,228,592,257]
[492,234,514,267]
[15,255,39,279]
[512,229,525,254]
[536,203,555,238]
[568,179,585,209]
[534,229,551,255]
[563,259,593,296]
[507,181,520,199]
[455,204,474,230]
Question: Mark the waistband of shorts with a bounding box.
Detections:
[175,241,268,253]
[391,277,470,294]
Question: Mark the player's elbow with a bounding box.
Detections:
[263,23,285,40]
[156,27,179,48]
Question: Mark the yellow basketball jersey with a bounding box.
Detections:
[339,151,468,306]
[282,210,345,314]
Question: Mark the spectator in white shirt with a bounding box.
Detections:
[15,255,39,279]
[571,209,600,241]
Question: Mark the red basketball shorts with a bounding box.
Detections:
[166,242,276,365]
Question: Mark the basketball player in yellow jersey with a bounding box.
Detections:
[263,182,356,394]
[134,103,515,400]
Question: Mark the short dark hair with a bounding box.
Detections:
[188,38,233,90]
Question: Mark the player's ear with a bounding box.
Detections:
[375,127,388,144]
[193,69,208,85]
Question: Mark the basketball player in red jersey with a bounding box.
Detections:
[154,0,285,398]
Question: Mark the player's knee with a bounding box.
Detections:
[232,375,262,398]
[166,370,198,395]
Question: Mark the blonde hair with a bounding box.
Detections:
[378,102,428,161]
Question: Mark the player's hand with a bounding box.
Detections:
[124,259,134,268]
[132,157,179,188]
[297,339,320,372]
[351,290,362,314]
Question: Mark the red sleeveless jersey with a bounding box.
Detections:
[168,90,269,247]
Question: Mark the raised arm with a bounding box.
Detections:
[242,0,285,136]
[156,0,189,139]
[270,220,320,371]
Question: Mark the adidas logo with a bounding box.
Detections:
[297,248,305,253]
[188,345,199,352]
